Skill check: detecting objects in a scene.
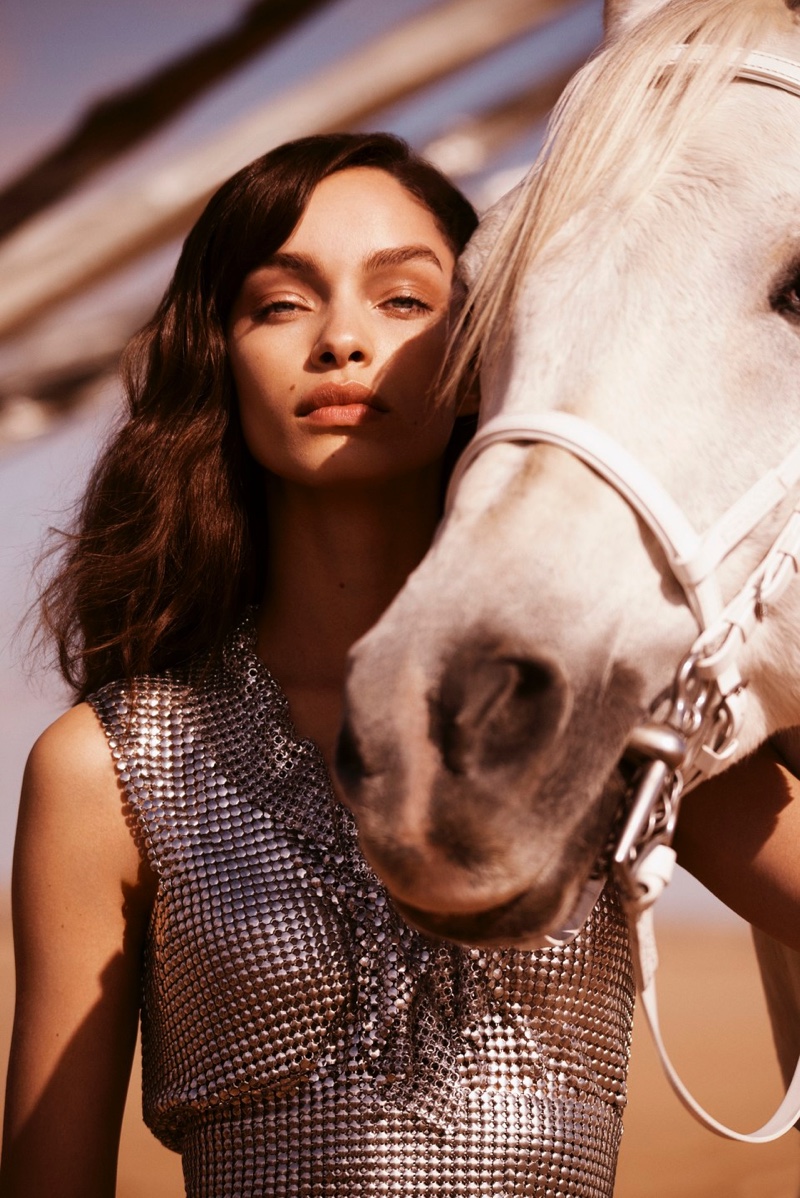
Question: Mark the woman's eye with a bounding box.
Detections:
[383,294,433,315]
[253,299,302,320]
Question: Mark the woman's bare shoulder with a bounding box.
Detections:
[18,701,146,895]
[26,701,115,781]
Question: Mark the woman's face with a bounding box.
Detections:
[227,166,459,487]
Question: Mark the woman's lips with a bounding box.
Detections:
[297,382,388,427]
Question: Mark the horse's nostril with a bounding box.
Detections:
[431,642,571,774]
[335,715,369,800]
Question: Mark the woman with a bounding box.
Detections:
[0,133,634,1198]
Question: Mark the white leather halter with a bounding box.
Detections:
[446,47,800,1143]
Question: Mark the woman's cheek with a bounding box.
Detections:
[382,321,449,401]
[236,383,291,472]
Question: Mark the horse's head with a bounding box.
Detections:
[338,0,800,947]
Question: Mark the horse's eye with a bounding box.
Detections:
[771,265,800,320]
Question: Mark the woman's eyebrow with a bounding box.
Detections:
[263,250,322,276]
[365,246,444,273]
[259,245,444,278]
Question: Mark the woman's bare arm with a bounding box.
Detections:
[674,743,800,951]
[0,703,156,1198]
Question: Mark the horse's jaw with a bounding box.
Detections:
[338,708,631,948]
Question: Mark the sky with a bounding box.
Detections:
[0,0,742,926]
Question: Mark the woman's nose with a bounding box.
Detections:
[311,306,373,369]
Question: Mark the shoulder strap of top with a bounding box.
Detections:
[88,675,206,876]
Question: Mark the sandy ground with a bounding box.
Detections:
[1,893,798,1197]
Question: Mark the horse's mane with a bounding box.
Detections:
[444,0,793,401]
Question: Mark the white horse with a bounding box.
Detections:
[338,0,800,1121]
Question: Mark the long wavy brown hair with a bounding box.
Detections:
[40,133,478,701]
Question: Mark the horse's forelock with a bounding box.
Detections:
[441,0,788,409]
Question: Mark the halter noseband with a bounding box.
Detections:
[445,46,800,1143]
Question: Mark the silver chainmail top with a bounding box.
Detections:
[89,618,634,1198]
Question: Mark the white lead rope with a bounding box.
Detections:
[633,897,800,1142]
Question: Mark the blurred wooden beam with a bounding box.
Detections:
[0,380,114,450]
[0,0,331,242]
[0,301,140,451]
[0,0,583,340]
[0,304,149,401]
[423,59,582,179]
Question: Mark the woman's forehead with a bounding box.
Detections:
[282,167,456,267]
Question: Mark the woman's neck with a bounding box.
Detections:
[255,467,441,759]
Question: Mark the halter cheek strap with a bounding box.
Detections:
[705,47,800,98]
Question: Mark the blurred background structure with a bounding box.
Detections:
[1,2,798,1193]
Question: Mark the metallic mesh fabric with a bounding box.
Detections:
[89,620,634,1198]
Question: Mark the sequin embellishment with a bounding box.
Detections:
[90,620,634,1197]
